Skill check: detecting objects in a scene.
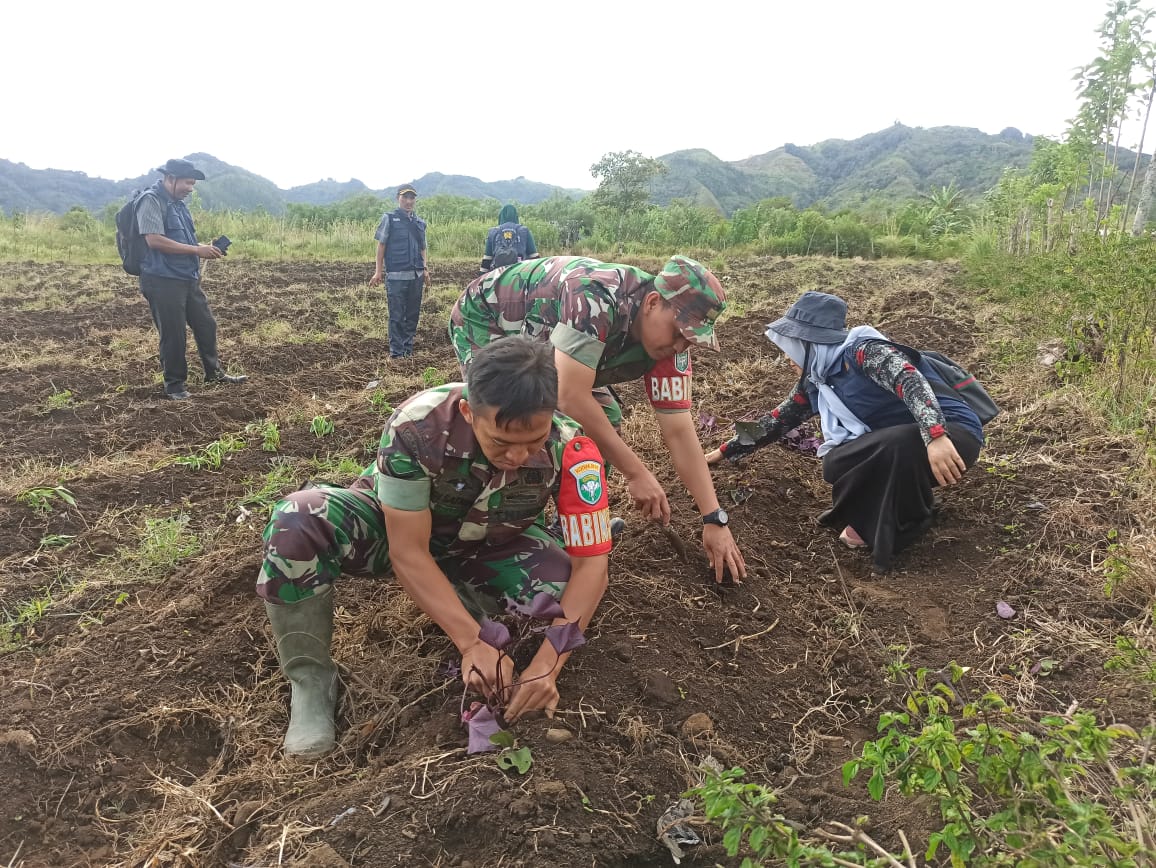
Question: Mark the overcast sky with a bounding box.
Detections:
[4,0,1116,192]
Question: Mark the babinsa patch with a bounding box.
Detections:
[569,459,603,506]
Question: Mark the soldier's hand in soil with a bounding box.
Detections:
[704,524,746,584]
[704,448,724,466]
[505,663,559,722]
[927,435,966,487]
[197,244,224,259]
[626,467,671,524]
[460,640,514,704]
[369,270,383,287]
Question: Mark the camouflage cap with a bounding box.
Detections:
[652,255,727,352]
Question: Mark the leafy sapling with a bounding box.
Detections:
[18,485,76,513]
[309,415,335,438]
[460,591,587,756]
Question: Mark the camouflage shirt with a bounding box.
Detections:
[363,383,612,557]
[450,256,695,412]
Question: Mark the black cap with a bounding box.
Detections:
[156,158,206,180]
[397,184,417,196]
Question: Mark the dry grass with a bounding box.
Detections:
[4,257,1156,866]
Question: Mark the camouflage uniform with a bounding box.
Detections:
[257,384,612,618]
[448,255,727,425]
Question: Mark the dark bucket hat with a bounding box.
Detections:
[156,158,206,180]
[766,291,848,344]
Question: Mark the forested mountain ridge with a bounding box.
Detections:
[651,124,1042,214]
[2,124,1127,216]
[0,154,585,215]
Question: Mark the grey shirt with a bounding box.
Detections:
[135,191,167,236]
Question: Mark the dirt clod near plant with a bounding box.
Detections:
[0,258,1151,867]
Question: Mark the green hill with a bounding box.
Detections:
[0,156,587,215]
[3,125,1138,217]
[653,124,1040,214]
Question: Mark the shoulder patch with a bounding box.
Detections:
[556,436,612,557]
[569,458,604,506]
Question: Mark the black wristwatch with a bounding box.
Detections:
[702,508,729,527]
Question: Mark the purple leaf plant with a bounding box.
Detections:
[462,702,503,753]
[461,591,587,754]
[546,621,586,655]
[478,618,511,650]
[721,413,823,457]
[780,422,823,457]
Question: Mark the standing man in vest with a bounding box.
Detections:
[370,184,429,360]
[480,204,538,273]
[137,158,246,401]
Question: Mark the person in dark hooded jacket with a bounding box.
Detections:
[481,204,538,272]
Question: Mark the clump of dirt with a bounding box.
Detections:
[0,258,1150,867]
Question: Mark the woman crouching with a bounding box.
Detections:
[705,291,985,573]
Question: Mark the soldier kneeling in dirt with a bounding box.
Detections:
[450,255,746,584]
[257,338,617,758]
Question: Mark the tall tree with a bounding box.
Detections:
[1126,51,1156,231]
[1072,0,1154,222]
[589,151,668,215]
[1131,153,1156,232]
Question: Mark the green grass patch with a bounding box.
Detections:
[124,513,203,577]
[171,434,247,471]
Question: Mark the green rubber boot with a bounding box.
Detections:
[265,586,338,759]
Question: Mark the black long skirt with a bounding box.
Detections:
[819,423,982,573]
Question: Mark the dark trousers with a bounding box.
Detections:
[385,276,423,357]
[140,274,221,394]
[821,423,983,573]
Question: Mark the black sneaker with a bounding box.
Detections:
[206,373,248,385]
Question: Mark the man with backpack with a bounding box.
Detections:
[481,204,538,273]
[128,158,246,401]
[370,185,429,359]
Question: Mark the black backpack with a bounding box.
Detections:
[114,189,156,275]
[491,223,525,268]
[920,350,1000,424]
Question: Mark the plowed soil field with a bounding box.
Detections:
[0,257,1151,867]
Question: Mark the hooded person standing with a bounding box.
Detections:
[480,204,538,273]
[706,291,986,573]
[370,185,429,359]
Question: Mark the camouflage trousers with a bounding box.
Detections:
[256,482,571,618]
